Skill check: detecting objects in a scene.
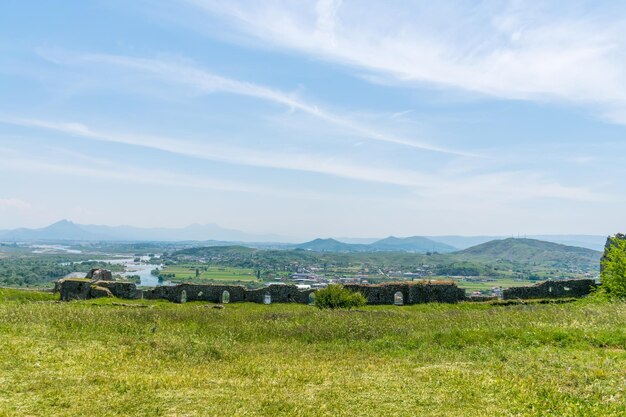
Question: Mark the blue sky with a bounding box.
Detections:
[1,0,625,238]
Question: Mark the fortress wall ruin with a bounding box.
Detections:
[59,275,597,305]
[502,279,596,300]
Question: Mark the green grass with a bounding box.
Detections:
[0,288,624,416]
[160,265,260,282]
[453,277,535,292]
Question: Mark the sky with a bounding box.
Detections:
[1,0,626,239]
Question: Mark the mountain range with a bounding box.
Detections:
[0,220,610,252]
[295,237,456,253]
[0,220,286,243]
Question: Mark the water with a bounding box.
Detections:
[123,260,173,287]
[62,256,172,287]
[32,244,82,254]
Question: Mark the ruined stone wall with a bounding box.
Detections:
[408,283,466,304]
[502,279,596,300]
[59,279,92,301]
[175,284,247,303]
[142,283,314,304]
[245,285,315,304]
[344,282,466,305]
[58,279,140,301]
[97,281,142,299]
[60,278,595,304]
[143,285,177,302]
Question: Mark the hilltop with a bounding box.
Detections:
[457,238,601,267]
[369,236,456,252]
[295,238,368,252]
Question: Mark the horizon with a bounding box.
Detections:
[2,1,626,236]
[0,218,612,246]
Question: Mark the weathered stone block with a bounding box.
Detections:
[89,285,113,298]
[86,268,113,281]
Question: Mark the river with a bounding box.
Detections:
[63,256,172,287]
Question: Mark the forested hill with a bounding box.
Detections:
[456,238,601,267]
[170,238,601,274]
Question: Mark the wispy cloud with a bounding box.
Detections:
[182,0,626,123]
[0,151,333,200]
[37,49,469,155]
[1,117,426,186]
[0,117,606,203]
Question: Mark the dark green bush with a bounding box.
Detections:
[314,284,366,309]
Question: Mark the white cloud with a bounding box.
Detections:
[0,198,31,210]
[183,0,626,123]
[37,49,468,155]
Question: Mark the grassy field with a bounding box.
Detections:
[0,289,624,416]
[453,277,535,292]
[160,265,260,282]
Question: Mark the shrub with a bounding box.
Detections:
[600,237,626,299]
[314,284,366,309]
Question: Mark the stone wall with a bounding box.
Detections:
[245,284,315,304]
[96,281,142,299]
[58,279,140,301]
[144,284,247,303]
[344,281,466,305]
[59,277,596,304]
[142,283,315,304]
[502,279,596,300]
[59,279,92,301]
[68,281,462,305]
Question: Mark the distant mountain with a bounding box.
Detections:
[426,236,499,250]
[427,235,607,251]
[333,237,380,244]
[457,238,601,267]
[0,220,609,253]
[370,236,456,253]
[80,222,287,242]
[523,235,607,251]
[0,220,290,243]
[0,220,109,241]
[295,236,456,253]
[296,238,368,252]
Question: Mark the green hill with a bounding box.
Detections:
[295,238,367,252]
[370,236,456,253]
[457,238,601,268]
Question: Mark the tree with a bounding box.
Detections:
[600,237,626,299]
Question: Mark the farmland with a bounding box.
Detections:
[156,265,260,283]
